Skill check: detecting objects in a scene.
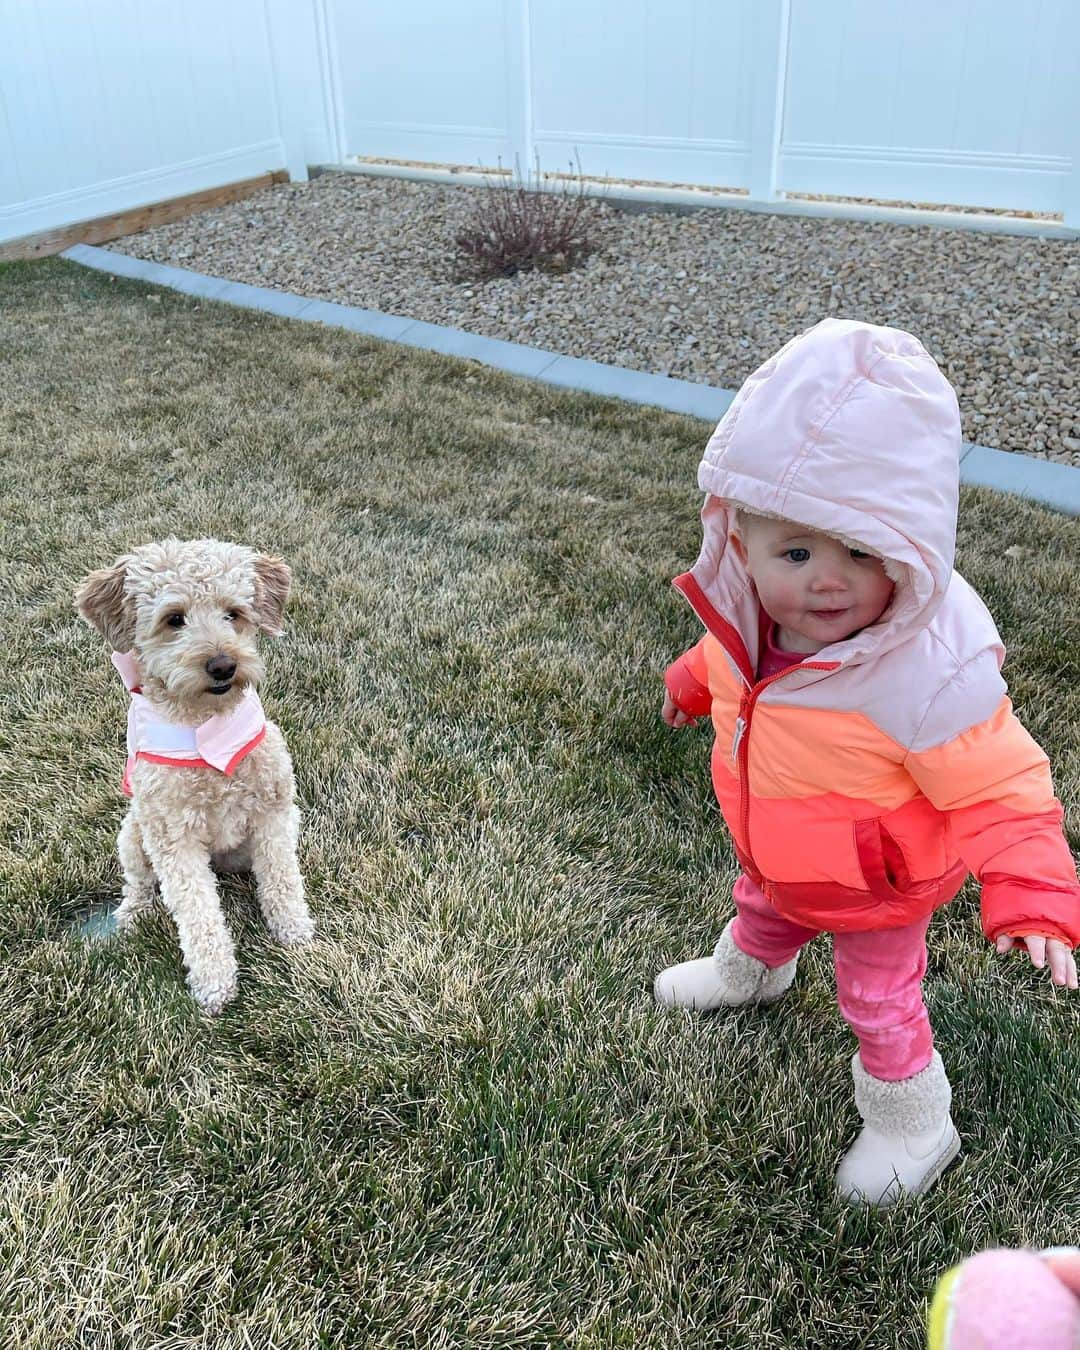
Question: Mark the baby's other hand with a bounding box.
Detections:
[662,690,697,729]
[996,934,1078,989]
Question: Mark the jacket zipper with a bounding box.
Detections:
[669,570,842,874]
[733,661,836,870]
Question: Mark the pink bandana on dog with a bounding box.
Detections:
[112,651,267,797]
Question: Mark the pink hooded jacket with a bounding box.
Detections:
[666,319,1080,945]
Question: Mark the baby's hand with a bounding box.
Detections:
[662,689,697,729]
[995,934,1079,990]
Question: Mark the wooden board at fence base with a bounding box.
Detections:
[0,170,290,262]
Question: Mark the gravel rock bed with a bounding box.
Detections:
[107,171,1080,465]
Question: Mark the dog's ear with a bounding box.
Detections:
[76,558,135,649]
[252,555,291,637]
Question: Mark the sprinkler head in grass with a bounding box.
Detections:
[75,904,120,941]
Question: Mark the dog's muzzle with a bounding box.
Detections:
[206,654,237,694]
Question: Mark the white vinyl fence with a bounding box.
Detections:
[330,0,1079,221]
[0,0,331,245]
[2,0,1077,247]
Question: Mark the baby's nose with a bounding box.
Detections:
[205,654,237,681]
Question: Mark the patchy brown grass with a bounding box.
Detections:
[0,258,1077,1349]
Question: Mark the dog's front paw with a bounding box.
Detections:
[269,909,316,946]
[189,969,238,1015]
[114,906,141,936]
[114,891,155,933]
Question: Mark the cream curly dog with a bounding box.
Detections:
[77,538,314,1013]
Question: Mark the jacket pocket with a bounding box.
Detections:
[853,818,912,901]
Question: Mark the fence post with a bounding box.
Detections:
[1065,77,1079,228]
[505,0,535,177]
[264,0,316,179]
[311,0,346,166]
[265,0,348,176]
[747,0,790,203]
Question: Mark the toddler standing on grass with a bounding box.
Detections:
[655,318,1079,1206]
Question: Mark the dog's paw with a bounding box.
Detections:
[114,907,141,936]
[269,910,316,946]
[114,892,155,933]
[189,973,238,1016]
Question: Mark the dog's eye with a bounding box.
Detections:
[225,610,240,623]
[165,613,186,629]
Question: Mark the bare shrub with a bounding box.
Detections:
[454,160,603,281]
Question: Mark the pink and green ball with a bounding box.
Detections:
[928,1249,1080,1349]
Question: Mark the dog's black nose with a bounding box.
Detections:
[206,655,237,681]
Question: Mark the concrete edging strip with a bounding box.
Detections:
[61,243,1080,517]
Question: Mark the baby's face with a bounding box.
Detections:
[731,516,895,654]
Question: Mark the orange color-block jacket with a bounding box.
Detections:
[666,319,1080,946]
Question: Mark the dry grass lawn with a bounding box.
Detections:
[1,258,1078,1349]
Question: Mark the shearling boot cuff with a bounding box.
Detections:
[711,920,797,1005]
[851,1051,952,1136]
[709,920,769,998]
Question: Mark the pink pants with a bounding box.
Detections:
[730,874,934,1082]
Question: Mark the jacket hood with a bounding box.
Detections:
[685,318,962,673]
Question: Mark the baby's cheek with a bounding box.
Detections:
[866,571,895,615]
[766,575,804,613]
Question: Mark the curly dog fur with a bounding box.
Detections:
[77,538,314,1013]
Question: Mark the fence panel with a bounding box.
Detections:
[329,0,521,171]
[0,0,305,244]
[1,0,1076,242]
[529,0,756,188]
[780,0,1076,213]
[331,0,1077,221]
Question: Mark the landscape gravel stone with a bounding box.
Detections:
[106,171,1080,465]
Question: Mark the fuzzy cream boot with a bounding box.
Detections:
[836,1051,960,1207]
[653,919,798,1011]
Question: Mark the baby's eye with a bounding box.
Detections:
[783,548,811,563]
[849,549,872,560]
[166,612,186,629]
